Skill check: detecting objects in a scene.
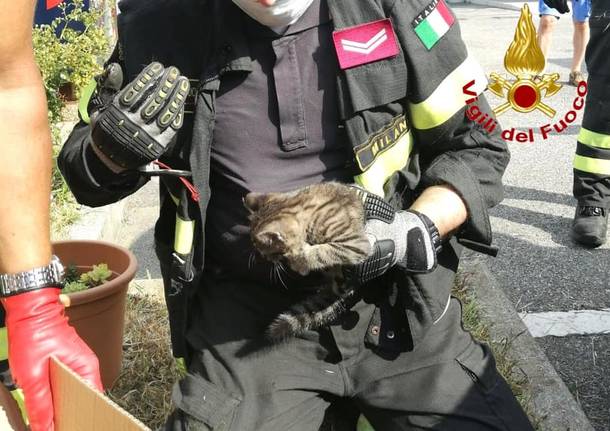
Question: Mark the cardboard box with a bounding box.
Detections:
[0,358,150,431]
[50,358,150,431]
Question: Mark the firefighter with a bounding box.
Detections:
[59,0,533,429]
[0,1,103,430]
[544,0,610,246]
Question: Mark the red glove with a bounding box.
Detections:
[4,288,103,431]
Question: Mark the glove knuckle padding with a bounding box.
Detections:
[363,192,395,223]
[162,77,190,130]
[140,66,180,123]
[92,105,164,169]
[119,62,164,109]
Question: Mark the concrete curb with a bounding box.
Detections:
[460,257,594,431]
[67,199,125,243]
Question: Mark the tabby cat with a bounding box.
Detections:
[244,182,372,342]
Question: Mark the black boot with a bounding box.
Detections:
[571,206,608,247]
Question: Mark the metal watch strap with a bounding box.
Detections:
[0,256,64,297]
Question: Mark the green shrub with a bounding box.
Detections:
[33,0,111,235]
[33,0,110,124]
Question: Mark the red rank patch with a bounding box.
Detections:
[332,19,399,70]
[47,0,63,10]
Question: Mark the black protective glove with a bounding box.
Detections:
[88,62,190,173]
[344,190,442,286]
[543,0,570,14]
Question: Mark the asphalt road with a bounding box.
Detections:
[456,5,610,430]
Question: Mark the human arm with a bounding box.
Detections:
[0,3,102,430]
[0,0,52,273]
[392,0,509,253]
[409,185,467,238]
[349,0,508,282]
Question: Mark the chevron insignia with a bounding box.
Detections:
[341,29,388,54]
[333,19,399,70]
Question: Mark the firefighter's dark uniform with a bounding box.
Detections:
[573,1,610,220]
[58,0,532,429]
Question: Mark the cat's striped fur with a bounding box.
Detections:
[245,182,371,342]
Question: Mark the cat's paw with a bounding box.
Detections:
[287,254,311,276]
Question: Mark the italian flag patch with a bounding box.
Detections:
[412,0,455,50]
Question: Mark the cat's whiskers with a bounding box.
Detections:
[275,262,288,290]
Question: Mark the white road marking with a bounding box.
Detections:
[520,309,610,338]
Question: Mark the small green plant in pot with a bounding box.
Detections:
[54,240,138,390]
[63,263,113,294]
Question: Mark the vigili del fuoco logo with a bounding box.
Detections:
[464,4,588,143]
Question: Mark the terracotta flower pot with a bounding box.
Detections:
[53,240,138,390]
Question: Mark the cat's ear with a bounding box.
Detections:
[244,192,266,213]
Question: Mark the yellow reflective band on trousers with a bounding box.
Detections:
[578,128,610,149]
[78,79,98,125]
[354,132,413,197]
[409,54,488,131]
[574,155,610,176]
[0,327,7,361]
[174,215,195,255]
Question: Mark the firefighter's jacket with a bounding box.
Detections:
[59,0,509,357]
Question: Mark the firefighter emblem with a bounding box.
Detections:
[488,4,562,118]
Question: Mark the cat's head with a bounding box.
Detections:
[244,192,304,262]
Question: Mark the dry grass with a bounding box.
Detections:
[110,275,538,430]
[107,293,180,429]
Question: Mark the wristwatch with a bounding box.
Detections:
[0,256,65,297]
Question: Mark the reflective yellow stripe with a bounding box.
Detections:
[409,54,488,130]
[0,327,7,361]
[574,155,610,175]
[578,128,610,149]
[78,79,97,125]
[11,388,28,425]
[354,132,413,197]
[174,216,195,255]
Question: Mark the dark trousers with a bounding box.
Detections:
[163,268,533,431]
[573,2,610,206]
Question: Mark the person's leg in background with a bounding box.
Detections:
[538,15,557,58]
[538,15,558,58]
[538,0,560,59]
[571,2,610,246]
[569,0,592,85]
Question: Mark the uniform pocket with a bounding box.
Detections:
[171,374,242,430]
[455,341,499,394]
